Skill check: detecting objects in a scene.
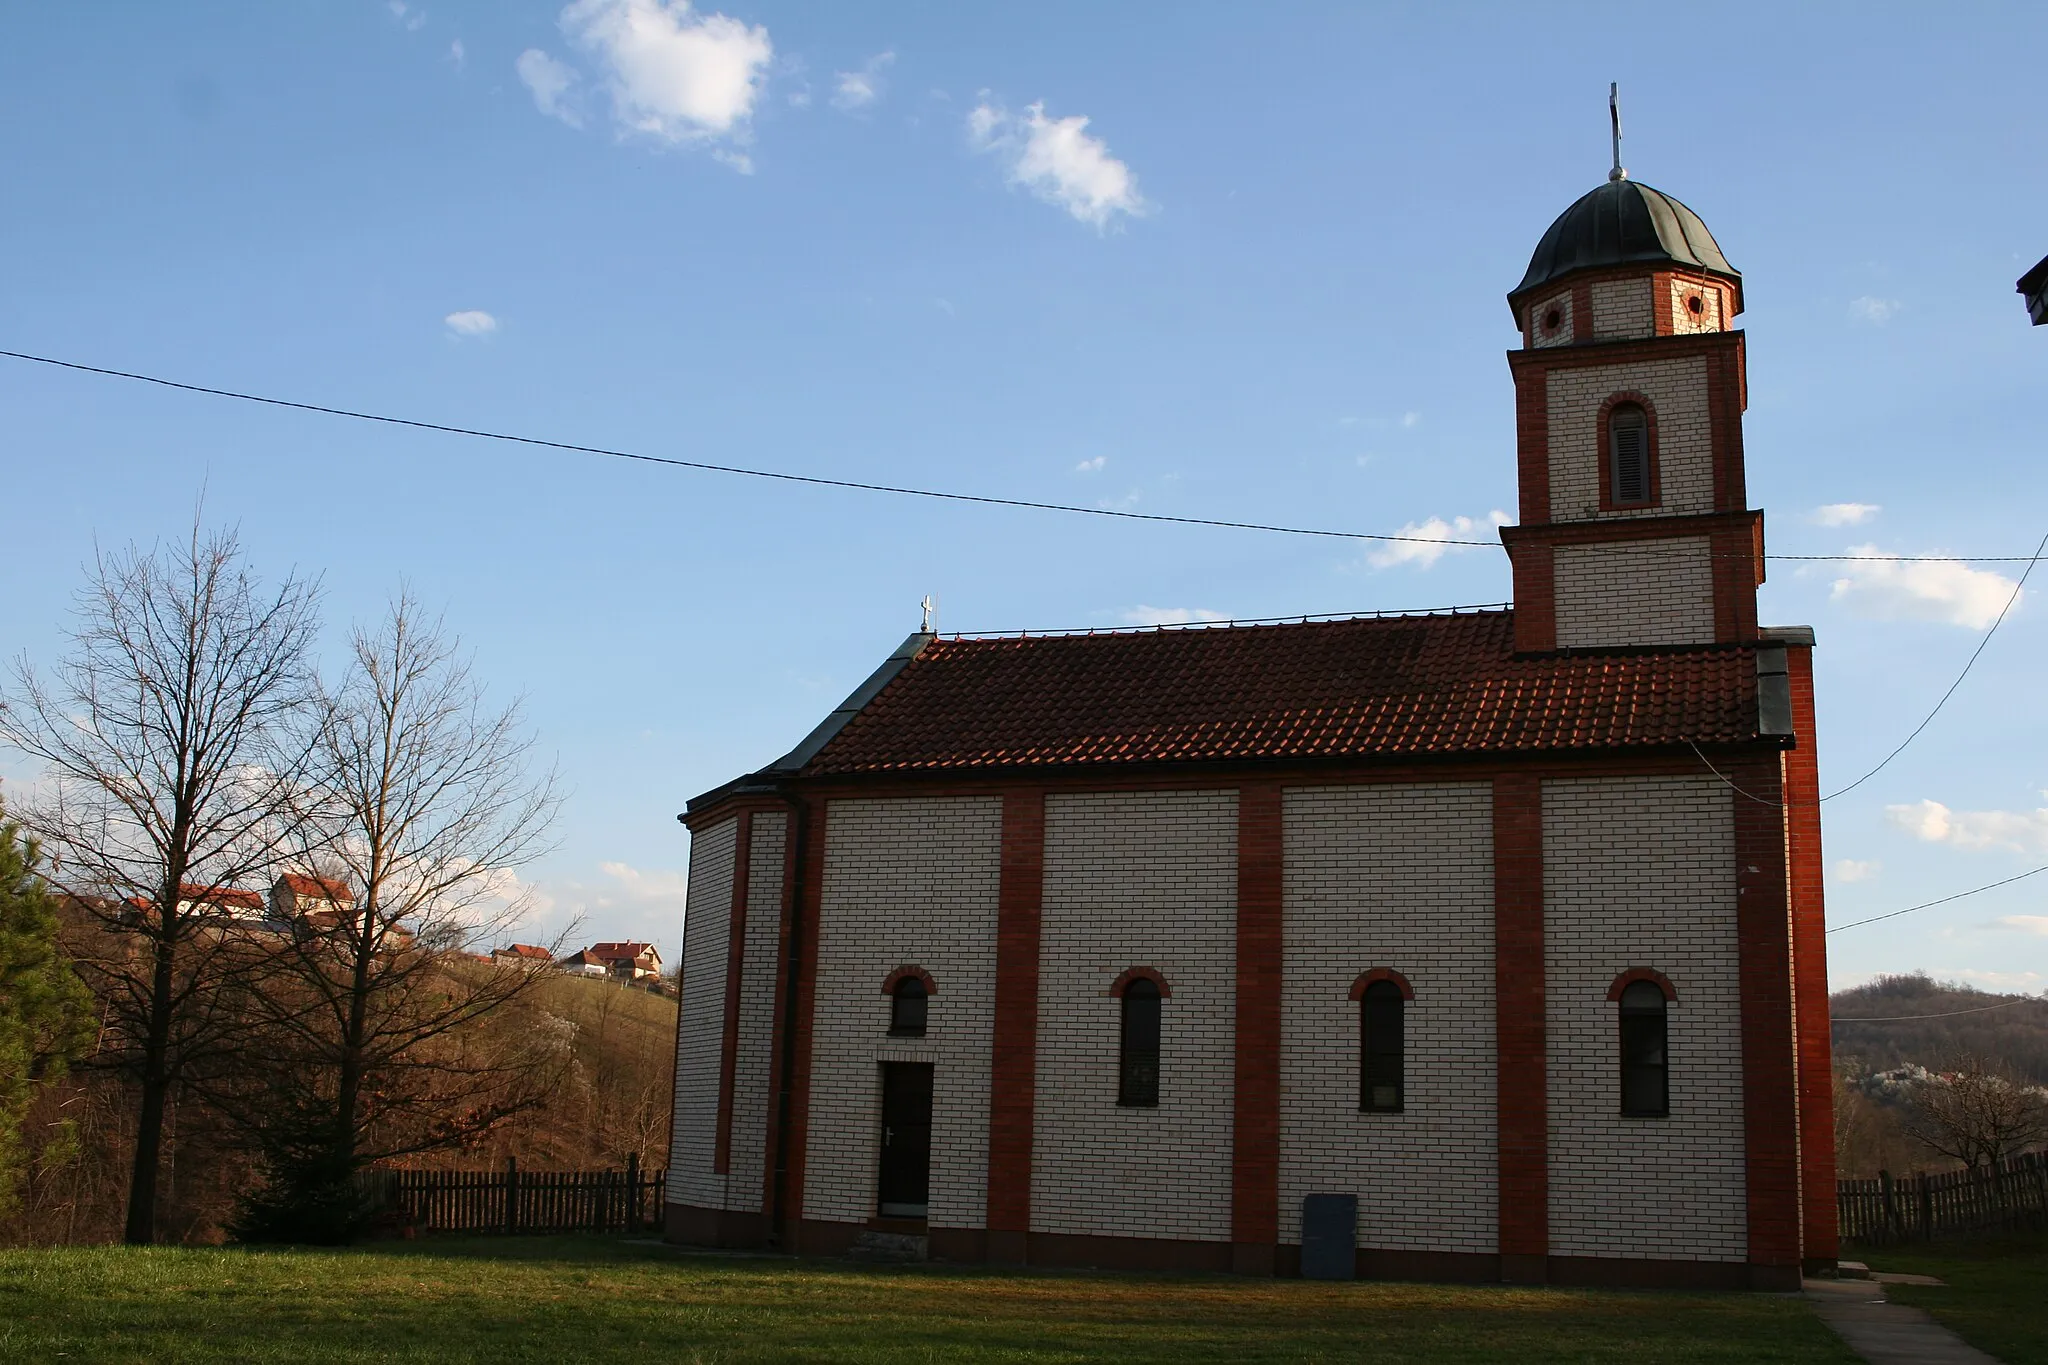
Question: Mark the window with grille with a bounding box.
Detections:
[1609,403,1651,505]
[889,975,928,1037]
[1118,977,1161,1107]
[1359,980,1405,1112]
[1618,980,1669,1116]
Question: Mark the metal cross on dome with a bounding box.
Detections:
[1609,82,1627,183]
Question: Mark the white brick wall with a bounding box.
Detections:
[1034,790,1238,1243]
[1590,278,1654,340]
[1278,784,1498,1252]
[805,797,1003,1230]
[1543,776,1746,1261]
[1528,290,1574,348]
[1553,537,1715,648]
[723,813,787,1213]
[1669,279,1726,335]
[668,816,737,1209]
[1547,355,1714,522]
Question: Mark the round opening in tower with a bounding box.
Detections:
[1543,307,1562,332]
[1686,294,1705,316]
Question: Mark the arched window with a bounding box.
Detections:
[1118,977,1161,1108]
[889,975,928,1037]
[1618,980,1669,1116]
[1608,402,1651,505]
[1360,981,1405,1113]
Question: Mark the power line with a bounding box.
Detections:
[1822,525,2048,801]
[1827,862,2048,933]
[1686,528,2046,808]
[3,346,2043,565]
[1834,997,2044,1022]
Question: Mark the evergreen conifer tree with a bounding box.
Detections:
[0,804,94,1212]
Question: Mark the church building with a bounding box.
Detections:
[663,164,1837,1289]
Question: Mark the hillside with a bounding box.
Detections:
[1831,974,2048,1084]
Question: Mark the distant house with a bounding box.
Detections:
[271,873,354,921]
[493,943,554,968]
[555,950,611,978]
[584,941,663,981]
[175,883,267,922]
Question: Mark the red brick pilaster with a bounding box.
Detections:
[1232,783,1284,1275]
[1493,773,1548,1281]
[1512,354,1552,526]
[986,790,1044,1263]
[713,812,754,1174]
[1785,648,1838,1265]
[763,800,826,1245]
[1731,754,1804,1285]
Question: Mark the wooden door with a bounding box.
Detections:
[877,1062,933,1218]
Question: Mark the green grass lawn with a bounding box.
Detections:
[1855,1230,2048,1365]
[0,1235,1857,1364]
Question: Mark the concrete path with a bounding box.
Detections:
[1804,1277,2001,1365]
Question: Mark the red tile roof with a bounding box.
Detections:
[586,941,657,963]
[494,943,553,961]
[277,872,354,903]
[178,883,266,912]
[804,611,1762,774]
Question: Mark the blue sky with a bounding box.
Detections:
[3,3,2047,994]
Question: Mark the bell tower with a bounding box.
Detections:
[1499,128,1763,653]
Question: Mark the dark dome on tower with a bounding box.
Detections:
[1511,178,1738,304]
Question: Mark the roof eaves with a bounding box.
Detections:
[769,630,936,774]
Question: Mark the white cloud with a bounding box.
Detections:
[389,0,428,32]
[443,309,498,337]
[1368,510,1512,570]
[1887,798,2048,853]
[967,98,1147,228]
[1850,296,1901,324]
[1811,502,1881,527]
[1121,606,1227,626]
[596,860,689,909]
[1401,411,1421,429]
[1996,916,2048,936]
[560,0,772,159]
[517,48,583,127]
[1074,455,1107,474]
[832,50,893,110]
[1829,545,2020,628]
[450,38,466,69]
[1834,859,1881,883]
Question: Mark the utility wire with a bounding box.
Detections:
[1827,862,2048,933]
[3,347,2043,565]
[1823,524,2048,801]
[1834,997,2044,1022]
[1687,526,2046,808]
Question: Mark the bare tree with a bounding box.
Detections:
[233,595,564,1241]
[1902,1054,2048,1169]
[0,523,318,1243]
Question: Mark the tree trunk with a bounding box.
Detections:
[124,934,179,1244]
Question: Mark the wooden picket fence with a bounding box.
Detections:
[357,1156,664,1236]
[1838,1151,2048,1245]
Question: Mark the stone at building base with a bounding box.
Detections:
[847,1230,928,1263]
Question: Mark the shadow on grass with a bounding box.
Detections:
[0,1236,1860,1364]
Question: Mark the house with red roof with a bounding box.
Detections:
[568,941,663,981]
[270,873,354,926]
[492,943,555,968]
[661,166,1835,1290]
[174,883,267,922]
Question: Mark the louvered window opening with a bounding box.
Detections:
[1609,404,1650,504]
[1619,980,1670,1116]
[1118,978,1161,1107]
[1360,981,1405,1112]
